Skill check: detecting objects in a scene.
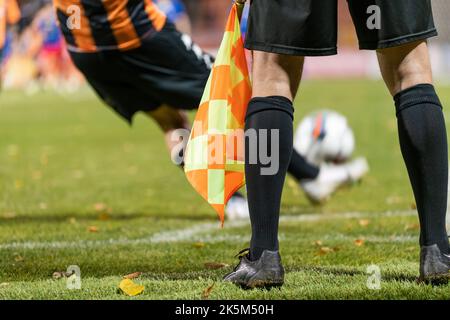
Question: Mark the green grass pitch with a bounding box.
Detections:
[1,80,449,299]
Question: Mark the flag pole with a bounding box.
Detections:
[234,0,245,22]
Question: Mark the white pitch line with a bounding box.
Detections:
[0,210,416,250]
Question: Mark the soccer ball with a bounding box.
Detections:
[294,110,355,165]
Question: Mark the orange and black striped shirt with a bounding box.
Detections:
[53,0,167,52]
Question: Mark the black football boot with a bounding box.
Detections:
[419,244,450,285]
[223,248,284,289]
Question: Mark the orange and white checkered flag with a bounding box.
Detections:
[184,3,251,225]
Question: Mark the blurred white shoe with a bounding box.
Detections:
[301,157,369,203]
[226,196,249,220]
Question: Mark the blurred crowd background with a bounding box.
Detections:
[1,0,449,94]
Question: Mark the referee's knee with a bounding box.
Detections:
[252,51,304,100]
[377,41,433,95]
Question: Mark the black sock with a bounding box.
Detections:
[288,150,320,181]
[395,84,449,254]
[245,96,294,261]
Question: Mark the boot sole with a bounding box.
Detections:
[418,273,450,285]
[245,279,284,290]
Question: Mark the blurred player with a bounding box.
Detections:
[53,0,367,219]
[52,0,252,217]
[19,3,82,91]
[29,4,65,88]
[154,0,191,34]
[224,0,450,288]
[0,0,20,83]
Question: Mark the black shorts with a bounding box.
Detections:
[69,22,213,123]
[245,0,438,56]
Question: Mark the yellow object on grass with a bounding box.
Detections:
[118,279,145,296]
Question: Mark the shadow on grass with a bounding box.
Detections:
[382,273,418,283]
[0,262,434,286]
[0,263,223,283]
[288,265,366,277]
[288,265,419,283]
[0,211,215,224]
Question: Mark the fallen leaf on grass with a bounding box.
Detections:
[202,282,215,300]
[93,203,109,212]
[52,271,74,280]
[94,202,107,212]
[354,239,365,247]
[318,247,334,255]
[98,213,110,221]
[2,212,16,219]
[193,242,205,249]
[69,217,77,224]
[52,272,64,279]
[118,279,145,296]
[123,272,142,279]
[358,219,370,227]
[204,262,229,270]
[88,226,99,233]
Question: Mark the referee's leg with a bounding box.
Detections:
[252,52,303,100]
[377,41,450,273]
[223,51,304,288]
[246,52,303,261]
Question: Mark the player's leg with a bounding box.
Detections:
[377,41,450,281]
[288,150,319,182]
[0,27,4,89]
[0,47,3,89]
[146,105,189,163]
[67,20,250,219]
[348,0,449,282]
[146,105,250,219]
[300,157,369,203]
